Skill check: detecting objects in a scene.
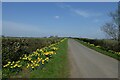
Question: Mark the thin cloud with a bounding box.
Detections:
[54,16,60,19]
[57,3,102,18]
[56,3,71,9]
[73,9,102,18]
[93,19,99,22]
[73,9,89,17]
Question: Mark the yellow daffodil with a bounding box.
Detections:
[17,65,22,67]
[26,64,30,68]
[31,60,33,63]
[42,60,45,64]
[32,66,34,68]
[10,66,14,68]
[90,44,94,46]
[8,62,11,64]
[96,46,100,48]
[16,61,20,63]
[34,60,36,63]
[45,57,49,62]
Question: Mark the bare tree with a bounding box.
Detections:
[101,10,119,40]
[101,2,120,52]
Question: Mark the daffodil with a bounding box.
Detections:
[17,65,22,67]
[16,61,20,63]
[32,66,34,69]
[44,52,49,55]
[10,66,14,68]
[31,60,33,63]
[26,64,30,68]
[40,49,44,53]
[12,61,15,64]
[96,46,100,48]
[3,63,10,67]
[28,57,32,61]
[34,60,36,63]
[42,60,45,64]
[45,57,49,62]
[90,44,94,46]
[8,61,11,64]
[3,65,6,67]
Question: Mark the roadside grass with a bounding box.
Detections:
[75,39,120,61]
[0,70,2,79]
[12,38,69,78]
[29,39,69,78]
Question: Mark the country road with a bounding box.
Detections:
[68,39,119,78]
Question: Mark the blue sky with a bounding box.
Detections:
[2,2,118,38]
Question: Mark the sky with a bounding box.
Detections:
[2,0,120,2]
[2,2,118,38]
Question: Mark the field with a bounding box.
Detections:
[2,37,68,78]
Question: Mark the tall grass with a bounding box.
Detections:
[0,70,2,79]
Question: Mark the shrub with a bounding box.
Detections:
[2,37,62,65]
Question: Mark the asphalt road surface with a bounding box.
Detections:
[68,39,119,78]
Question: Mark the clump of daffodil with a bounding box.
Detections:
[90,44,94,46]
[118,52,120,55]
[96,45,101,48]
[51,47,58,51]
[3,61,11,67]
[3,38,66,74]
[22,54,28,60]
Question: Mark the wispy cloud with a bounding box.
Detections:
[73,9,90,18]
[93,19,99,22]
[56,3,71,9]
[57,3,102,18]
[73,9,102,18]
[54,16,60,19]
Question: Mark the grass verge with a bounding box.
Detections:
[29,39,69,78]
[75,39,120,61]
[0,70,2,79]
[7,39,69,78]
